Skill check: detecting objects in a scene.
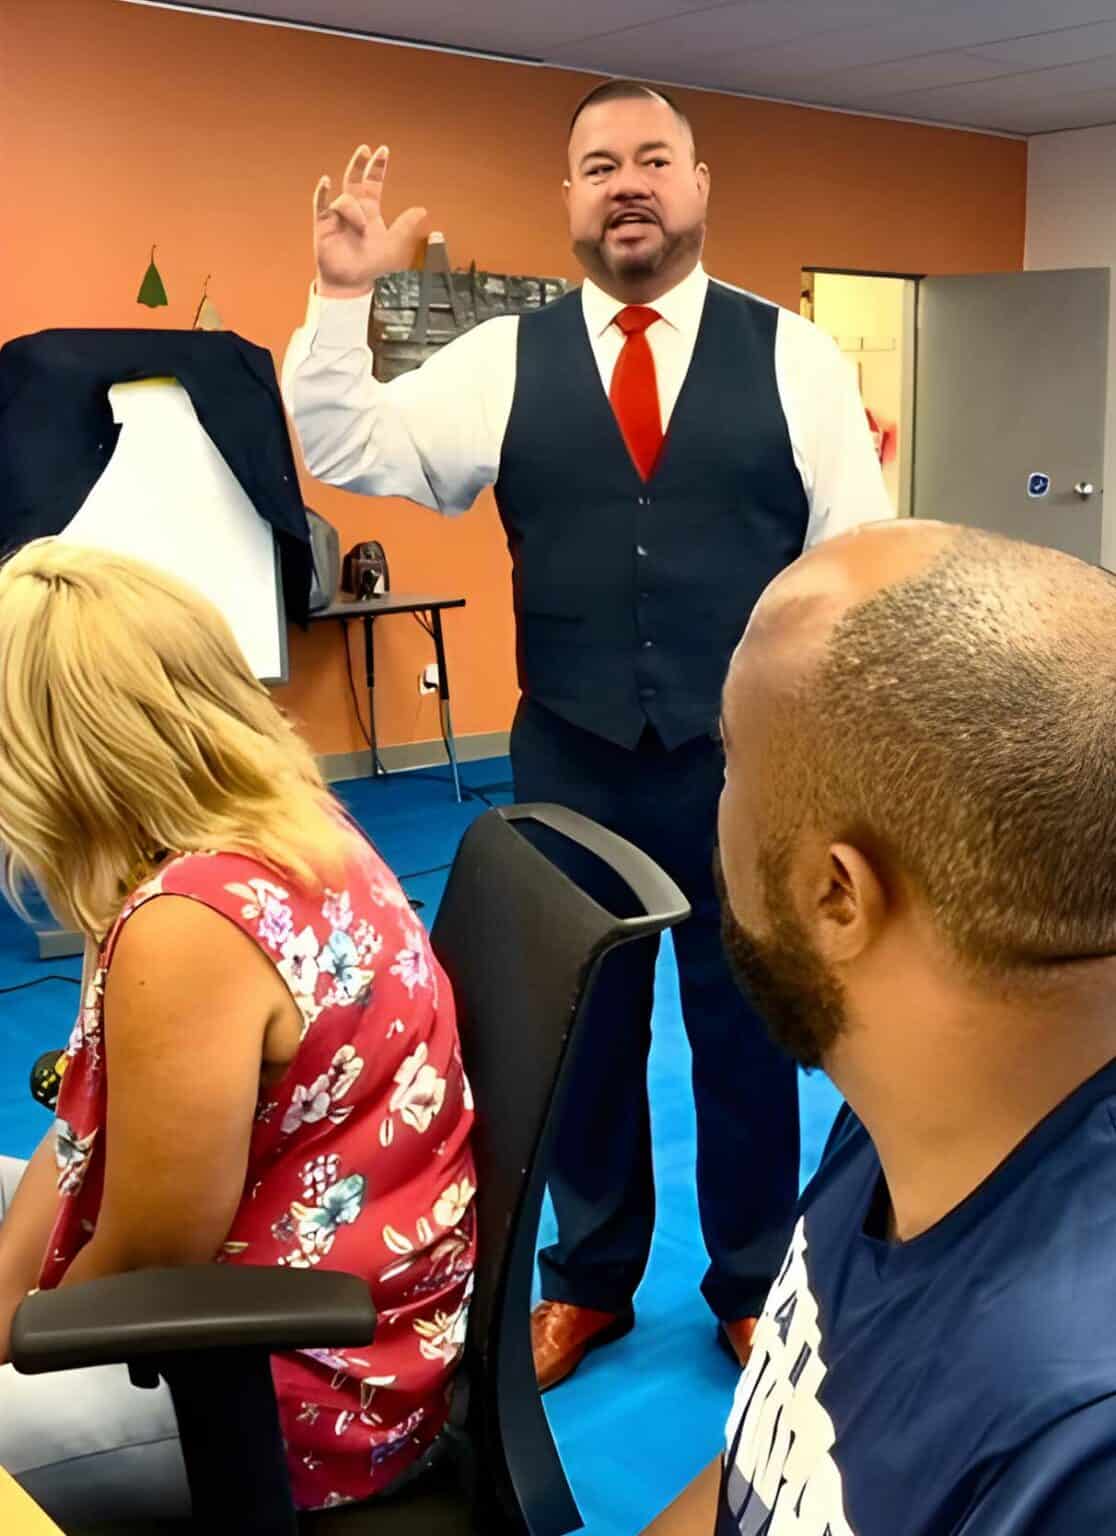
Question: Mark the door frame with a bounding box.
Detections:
[802,265,921,520]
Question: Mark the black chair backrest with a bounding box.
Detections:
[430,806,689,1536]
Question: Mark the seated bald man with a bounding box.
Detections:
[646,520,1116,1535]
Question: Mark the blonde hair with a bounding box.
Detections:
[0,538,351,937]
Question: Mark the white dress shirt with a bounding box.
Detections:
[281,262,893,545]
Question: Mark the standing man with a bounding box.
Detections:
[283,79,891,1390]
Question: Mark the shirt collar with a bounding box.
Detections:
[581,261,709,339]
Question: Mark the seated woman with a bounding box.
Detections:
[0,538,477,1523]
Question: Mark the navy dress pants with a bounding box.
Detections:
[510,699,800,1322]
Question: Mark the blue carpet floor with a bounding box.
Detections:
[0,757,842,1534]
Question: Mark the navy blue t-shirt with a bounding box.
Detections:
[716,1058,1116,1534]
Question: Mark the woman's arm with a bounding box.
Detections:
[0,937,97,1355]
[0,1132,62,1361]
[60,894,297,1287]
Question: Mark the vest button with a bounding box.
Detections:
[636,545,648,558]
[642,639,654,649]
[640,591,650,602]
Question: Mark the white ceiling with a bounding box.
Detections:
[133,1,1116,135]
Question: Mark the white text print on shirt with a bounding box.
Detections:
[721,1219,856,1535]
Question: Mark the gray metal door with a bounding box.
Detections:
[913,269,1109,565]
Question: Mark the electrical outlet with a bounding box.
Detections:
[419,664,439,695]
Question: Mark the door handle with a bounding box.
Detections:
[1074,481,1096,499]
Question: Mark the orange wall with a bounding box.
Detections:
[1,0,1028,757]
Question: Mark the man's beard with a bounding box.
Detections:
[574,220,704,286]
[714,850,847,1071]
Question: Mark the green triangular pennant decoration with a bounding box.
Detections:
[136,245,168,308]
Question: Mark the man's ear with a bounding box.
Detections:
[809,843,887,966]
[562,178,572,210]
[696,162,711,199]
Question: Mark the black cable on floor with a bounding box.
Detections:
[398,862,454,882]
[0,974,81,996]
[398,860,456,912]
[402,776,514,810]
[465,780,514,805]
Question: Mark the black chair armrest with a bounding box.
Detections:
[11,1264,375,1374]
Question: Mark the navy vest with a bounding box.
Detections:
[495,281,810,750]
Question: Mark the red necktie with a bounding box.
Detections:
[610,305,663,482]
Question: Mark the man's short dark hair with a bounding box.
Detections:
[568,79,693,147]
[764,529,1116,977]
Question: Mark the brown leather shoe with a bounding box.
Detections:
[531,1300,635,1392]
[718,1316,759,1367]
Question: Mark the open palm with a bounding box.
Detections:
[314,144,428,298]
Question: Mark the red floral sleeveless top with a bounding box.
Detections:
[39,829,477,1511]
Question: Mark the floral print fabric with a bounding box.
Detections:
[40,833,477,1511]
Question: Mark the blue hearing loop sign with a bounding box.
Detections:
[1027,473,1051,499]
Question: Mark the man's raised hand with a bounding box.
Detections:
[314,144,428,298]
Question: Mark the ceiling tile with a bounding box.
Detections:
[942,0,1116,33]
[1025,97,1116,132]
[874,52,1116,106]
[808,49,1014,96]
[966,89,1116,134]
[155,0,713,58]
[635,6,1116,77]
[971,21,1116,71]
[131,0,1116,135]
[548,0,899,65]
[726,24,987,77]
[876,75,1116,125]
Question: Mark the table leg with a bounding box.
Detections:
[362,615,385,778]
[430,610,463,804]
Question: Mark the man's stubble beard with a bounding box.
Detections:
[573,220,705,289]
[713,850,848,1073]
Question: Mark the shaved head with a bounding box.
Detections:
[741,519,957,669]
[731,521,1116,967]
[718,521,1116,1065]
